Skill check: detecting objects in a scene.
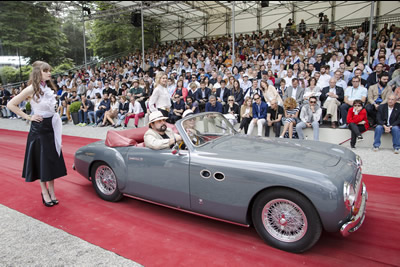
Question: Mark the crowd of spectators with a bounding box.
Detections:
[1,19,400,150]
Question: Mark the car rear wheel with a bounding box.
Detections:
[252,189,322,253]
[91,162,122,202]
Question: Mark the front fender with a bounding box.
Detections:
[74,141,129,189]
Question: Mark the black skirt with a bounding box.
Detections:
[22,116,67,182]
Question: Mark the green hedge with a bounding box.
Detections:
[69,101,81,113]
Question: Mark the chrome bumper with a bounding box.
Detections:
[340,182,367,237]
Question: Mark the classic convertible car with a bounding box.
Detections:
[73,112,367,253]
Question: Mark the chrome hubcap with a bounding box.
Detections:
[95,165,117,195]
[262,198,307,242]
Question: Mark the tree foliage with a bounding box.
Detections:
[0,65,32,84]
[61,19,86,65]
[88,2,155,59]
[0,1,68,66]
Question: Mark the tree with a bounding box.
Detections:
[88,2,154,59]
[62,19,86,65]
[0,1,67,66]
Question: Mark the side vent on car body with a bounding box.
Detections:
[213,172,225,181]
[200,170,211,179]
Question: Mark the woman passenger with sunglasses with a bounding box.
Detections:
[347,99,369,148]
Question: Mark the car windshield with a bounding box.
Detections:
[180,112,236,147]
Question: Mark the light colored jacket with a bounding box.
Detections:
[367,83,392,105]
[144,127,180,150]
[299,104,322,123]
[283,86,305,105]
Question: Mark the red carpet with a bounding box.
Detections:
[0,129,399,266]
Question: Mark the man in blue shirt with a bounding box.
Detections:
[247,93,268,136]
[205,95,223,112]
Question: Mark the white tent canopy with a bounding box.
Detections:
[91,1,400,42]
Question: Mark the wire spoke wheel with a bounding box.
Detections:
[95,165,117,195]
[252,189,322,253]
[91,162,122,202]
[262,199,307,243]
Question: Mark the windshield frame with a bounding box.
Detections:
[175,112,237,151]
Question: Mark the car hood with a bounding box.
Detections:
[198,135,353,168]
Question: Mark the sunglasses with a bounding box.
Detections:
[309,101,316,104]
[253,97,260,100]
[228,99,234,101]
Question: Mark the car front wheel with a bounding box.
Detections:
[252,189,322,253]
[91,162,122,202]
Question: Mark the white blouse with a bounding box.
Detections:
[31,84,62,156]
[149,84,171,112]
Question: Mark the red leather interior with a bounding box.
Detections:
[105,123,178,147]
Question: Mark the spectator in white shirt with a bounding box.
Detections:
[316,65,331,89]
[328,53,340,72]
[124,96,145,128]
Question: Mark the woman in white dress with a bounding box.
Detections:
[7,61,67,207]
[148,71,171,117]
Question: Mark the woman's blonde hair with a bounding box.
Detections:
[244,96,252,106]
[283,97,297,110]
[154,71,166,88]
[28,61,57,101]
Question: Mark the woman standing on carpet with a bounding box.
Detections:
[7,61,67,207]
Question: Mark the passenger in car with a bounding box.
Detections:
[144,111,182,150]
[182,110,204,146]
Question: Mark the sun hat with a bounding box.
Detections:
[182,109,194,118]
[148,111,169,125]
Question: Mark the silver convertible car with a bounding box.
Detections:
[73,112,367,253]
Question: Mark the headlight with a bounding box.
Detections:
[344,182,356,212]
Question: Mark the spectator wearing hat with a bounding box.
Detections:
[144,111,182,150]
[240,74,252,91]
[129,80,143,98]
